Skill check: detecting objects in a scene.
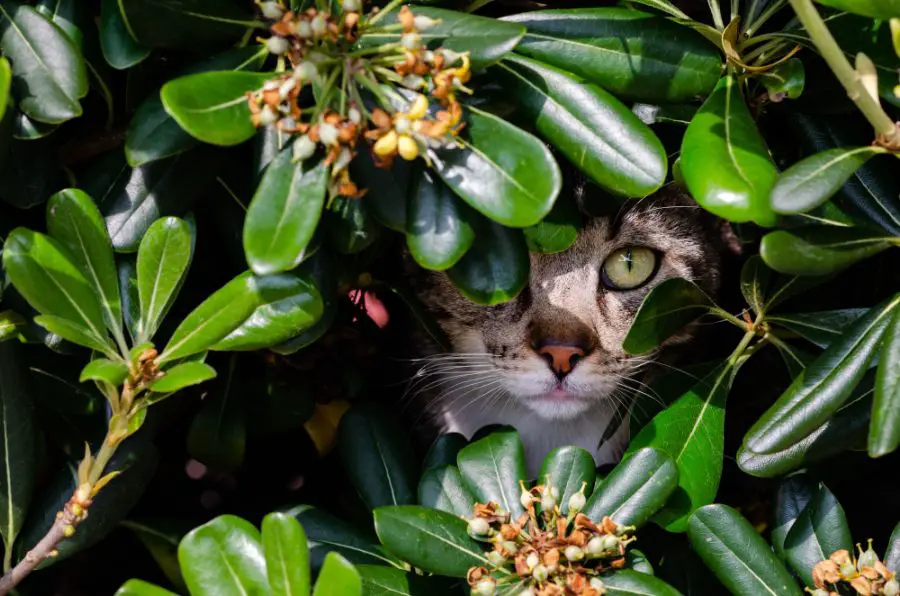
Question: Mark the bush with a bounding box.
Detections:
[0,0,899,594]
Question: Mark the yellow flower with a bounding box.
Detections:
[373,130,399,156]
[397,134,419,160]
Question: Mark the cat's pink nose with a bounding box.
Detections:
[536,344,586,378]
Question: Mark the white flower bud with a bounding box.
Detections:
[401,32,421,50]
[266,36,290,55]
[531,564,548,582]
[486,551,505,566]
[885,579,900,596]
[259,1,284,19]
[295,19,313,38]
[587,536,604,556]
[501,541,517,554]
[516,589,534,596]
[318,122,339,146]
[413,15,438,30]
[857,540,878,570]
[311,14,327,37]
[333,147,353,172]
[348,107,361,124]
[473,579,495,596]
[567,491,586,513]
[258,105,278,126]
[292,135,316,162]
[278,77,297,99]
[589,578,605,591]
[306,51,328,64]
[550,485,559,500]
[468,517,490,536]
[520,487,532,510]
[394,116,411,135]
[342,0,362,12]
[401,75,425,89]
[601,535,620,551]
[540,491,556,511]
[293,61,318,82]
[564,545,584,561]
[525,552,539,570]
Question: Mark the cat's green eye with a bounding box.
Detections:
[601,247,658,290]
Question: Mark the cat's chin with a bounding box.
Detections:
[523,394,593,420]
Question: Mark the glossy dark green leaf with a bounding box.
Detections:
[772,476,815,561]
[47,189,124,341]
[290,505,401,569]
[262,512,310,596]
[432,105,561,228]
[407,169,475,270]
[761,57,805,101]
[100,0,150,70]
[814,0,900,18]
[0,57,10,117]
[121,519,187,591]
[622,278,713,355]
[137,217,193,342]
[423,433,468,472]
[629,364,733,532]
[357,565,455,596]
[161,71,270,146]
[870,307,900,457]
[0,311,26,342]
[158,271,296,364]
[178,515,268,596]
[740,255,772,316]
[351,150,410,232]
[118,0,254,48]
[681,75,778,227]
[80,358,128,386]
[150,362,216,393]
[503,7,720,102]
[769,309,867,349]
[102,148,218,252]
[337,403,418,509]
[3,228,111,354]
[314,552,362,596]
[457,428,527,517]
[745,295,900,454]
[523,191,580,254]
[0,108,64,208]
[325,195,381,255]
[12,110,58,140]
[373,505,489,577]
[583,447,677,529]
[417,465,476,518]
[126,47,265,166]
[497,55,666,197]
[118,257,141,342]
[885,522,900,571]
[212,272,323,351]
[538,446,595,515]
[784,483,852,586]
[688,505,801,596]
[185,357,245,470]
[602,570,683,596]
[359,7,525,69]
[760,227,893,276]
[447,220,529,306]
[0,342,34,558]
[32,315,113,355]
[771,147,887,215]
[115,580,178,596]
[245,152,328,275]
[0,1,87,123]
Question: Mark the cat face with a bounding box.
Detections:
[411,185,727,424]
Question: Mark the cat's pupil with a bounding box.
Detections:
[621,248,634,272]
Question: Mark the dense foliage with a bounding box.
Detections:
[0,0,899,594]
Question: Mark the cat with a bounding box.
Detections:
[407,176,737,475]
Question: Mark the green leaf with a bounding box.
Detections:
[158,271,297,364]
[583,448,677,529]
[126,47,265,166]
[406,169,476,271]
[325,196,382,255]
[244,151,328,275]
[0,1,87,123]
[262,512,310,596]
[497,55,666,197]
[538,446,595,515]
[117,0,254,48]
[457,428,527,517]
[211,272,323,351]
[101,148,218,252]
[523,191,580,254]
[178,515,268,596]
[423,433,468,473]
[290,505,401,570]
[359,7,525,69]
[503,7,720,102]
[418,465,476,518]
[357,565,456,596]
[115,580,178,596]
[80,358,128,386]
[373,505,489,577]
[784,483,852,586]
[47,189,123,341]
[760,226,893,276]
[432,105,561,228]
[761,57,805,101]
[32,315,115,355]
[622,278,714,356]
[99,0,150,69]
[0,108,64,209]
[886,522,900,571]
[0,311,26,343]
[772,476,815,561]
[870,307,900,457]
[447,220,529,306]
[185,356,245,470]
[681,75,778,227]
[771,147,887,215]
[688,505,802,596]
[314,552,362,596]
[150,362,216,393]
[351,150,411,233]
[12,111,58,140]
[740,255,772,316]
[337,403,419,509]
[602,570,684,596]
[0,342,35,556]
[137,217,193,342]
[814,0,900,18]
[769,309,869,349]
[628,364,734,532]
[121,519,187,592]
[0,57,11,118]
[744,295,900,454]
[3,228,111,354]
[161,71,270,146]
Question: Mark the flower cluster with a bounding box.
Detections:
[810,543,899,596]
[248,0,470,199]
[465,480,636,596]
